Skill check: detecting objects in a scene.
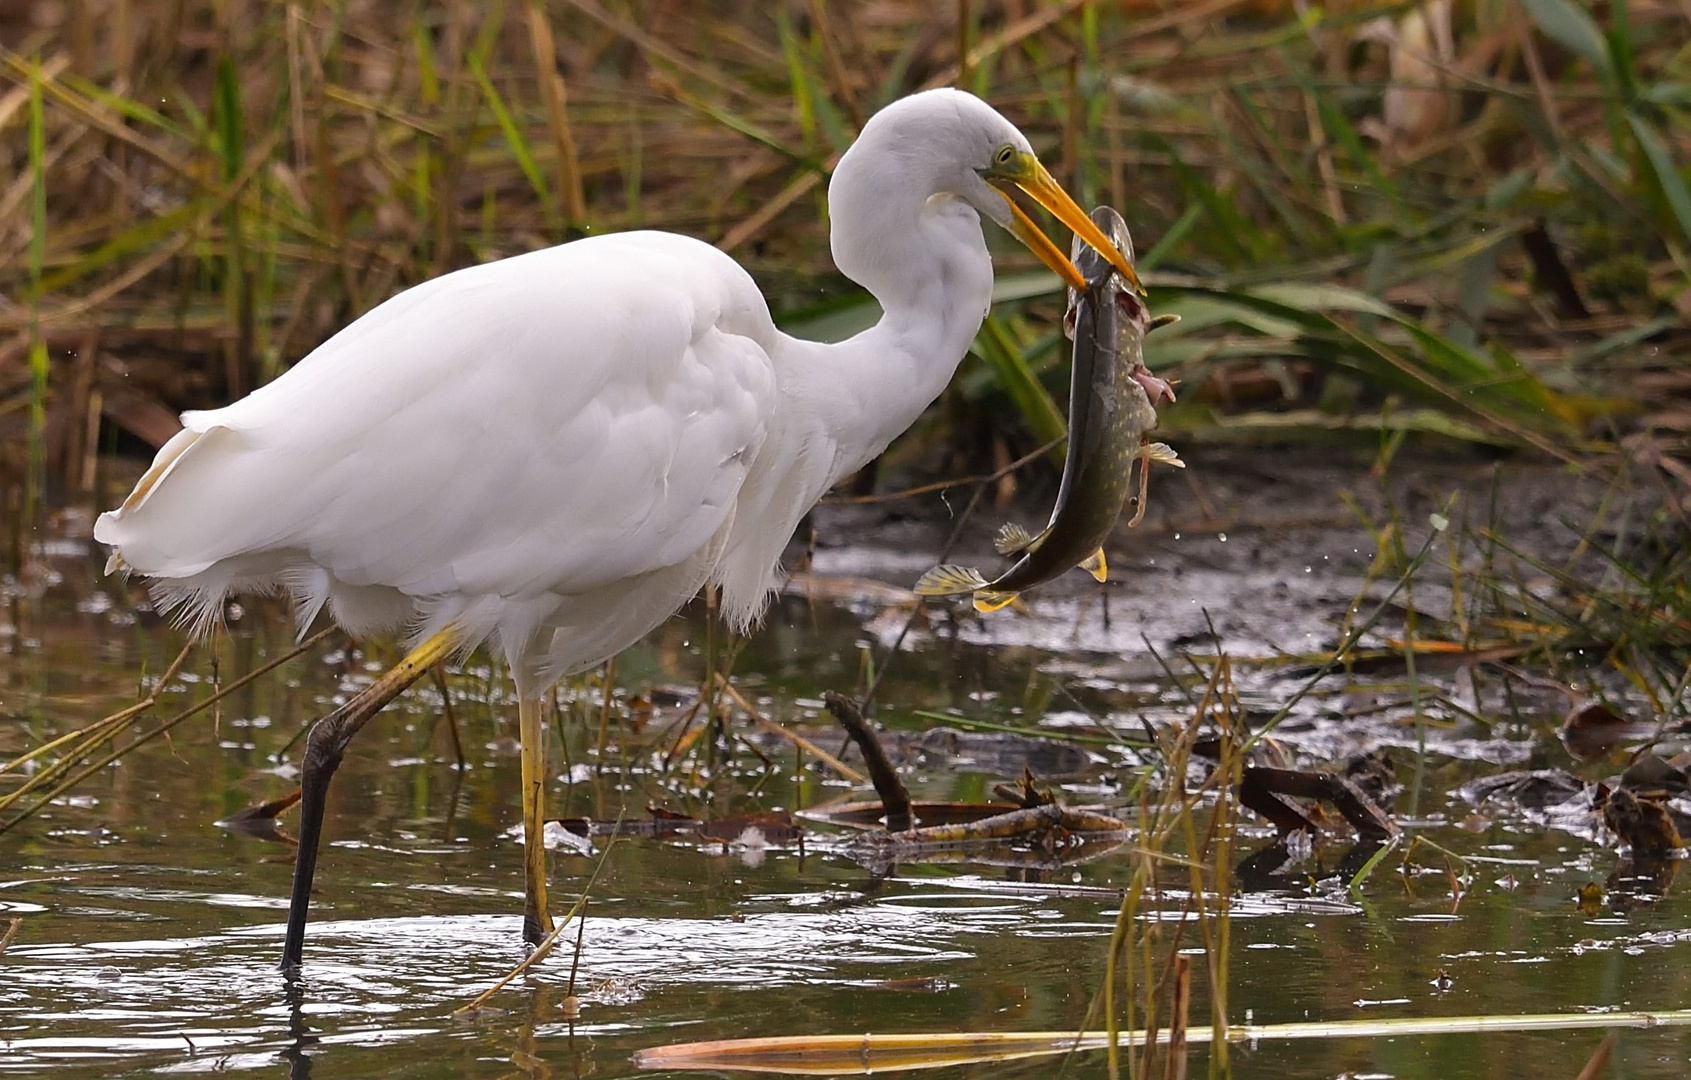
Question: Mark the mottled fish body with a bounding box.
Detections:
[915,206,1179,612]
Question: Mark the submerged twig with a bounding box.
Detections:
[852,802,1128,849]
[1574,1033,1617,1080]
[822,691,909,830]
[428,663,467,770]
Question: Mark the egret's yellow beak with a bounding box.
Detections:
[983,152,1145,295]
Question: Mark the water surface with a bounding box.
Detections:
[5,523,1690,1079]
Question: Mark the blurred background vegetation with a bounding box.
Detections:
[0,0,1687,551]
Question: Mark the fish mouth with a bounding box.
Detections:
[983,154,1145,295]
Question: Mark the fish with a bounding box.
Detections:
[914,205,1181,613]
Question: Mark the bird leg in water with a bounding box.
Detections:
[518,697,555,947]
[283,627,461,975]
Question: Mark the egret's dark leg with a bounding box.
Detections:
[518,696,555,947]
[281,628,460,976]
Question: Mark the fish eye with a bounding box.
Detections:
[994,144,1016,166]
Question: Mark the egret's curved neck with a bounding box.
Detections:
[713,118,1001,631]
[783,181,994,486]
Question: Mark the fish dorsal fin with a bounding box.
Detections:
[1079,548,1108,583]
[914,564,989,598]
[994,522,1036,556]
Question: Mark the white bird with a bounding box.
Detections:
[93,88,1140,974]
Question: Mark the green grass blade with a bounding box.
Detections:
[775,7,816,153]
[1625,110,1691,247]
[1606,0,1640,100]
[1139,203,1201,273]
[777,10,851,154]
[1521,0,1615,80]
[975,314,1066,464]
[990,271,1064,304]
[469,55,559,233]
[414,20,440,106]
[1289,60,1404,215]
[33,202,202,296]
[60,71,186,137]
[1641,83,1691,106]
[1160,138,1255,263]
[172,79,207,135]
[1246,283,1394,317]
[1153,283,1582,449]
[664,78,821,173]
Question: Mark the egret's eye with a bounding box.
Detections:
[993,144,1016,167]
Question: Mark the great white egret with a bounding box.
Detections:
[93,88,1139,974]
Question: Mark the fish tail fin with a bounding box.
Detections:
[1079,548,1108,583]
[994,522,1036,556]
[914,565,990,598]
[971,590,1018,613]
[1140,442,1184,468]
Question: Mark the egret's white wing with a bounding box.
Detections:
[96,232,778,611]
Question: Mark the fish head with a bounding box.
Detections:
[1064,206,1148,339]
[1069,206,1134,285]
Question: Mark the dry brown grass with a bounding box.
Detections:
[1,0,1687,531]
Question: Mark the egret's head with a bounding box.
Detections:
[974,138,1144,295]
[845,89,1142,294]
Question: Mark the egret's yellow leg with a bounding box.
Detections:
[518,697,555,947]
[283,627,460,976]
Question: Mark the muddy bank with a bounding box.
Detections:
[799,444,1668,658]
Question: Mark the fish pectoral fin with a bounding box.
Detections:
[914,565,990,598]
[1148,313,1182,333]
[994,522,1036,556]
[1139,442,1185,468]
[972,590,1018,613]
[1079,548,1108,583]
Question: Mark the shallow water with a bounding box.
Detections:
[5,529,1691,1079]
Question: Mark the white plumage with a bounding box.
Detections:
[96,89,1134,701]
[93,89,1140,966]
[99,232,779,694]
